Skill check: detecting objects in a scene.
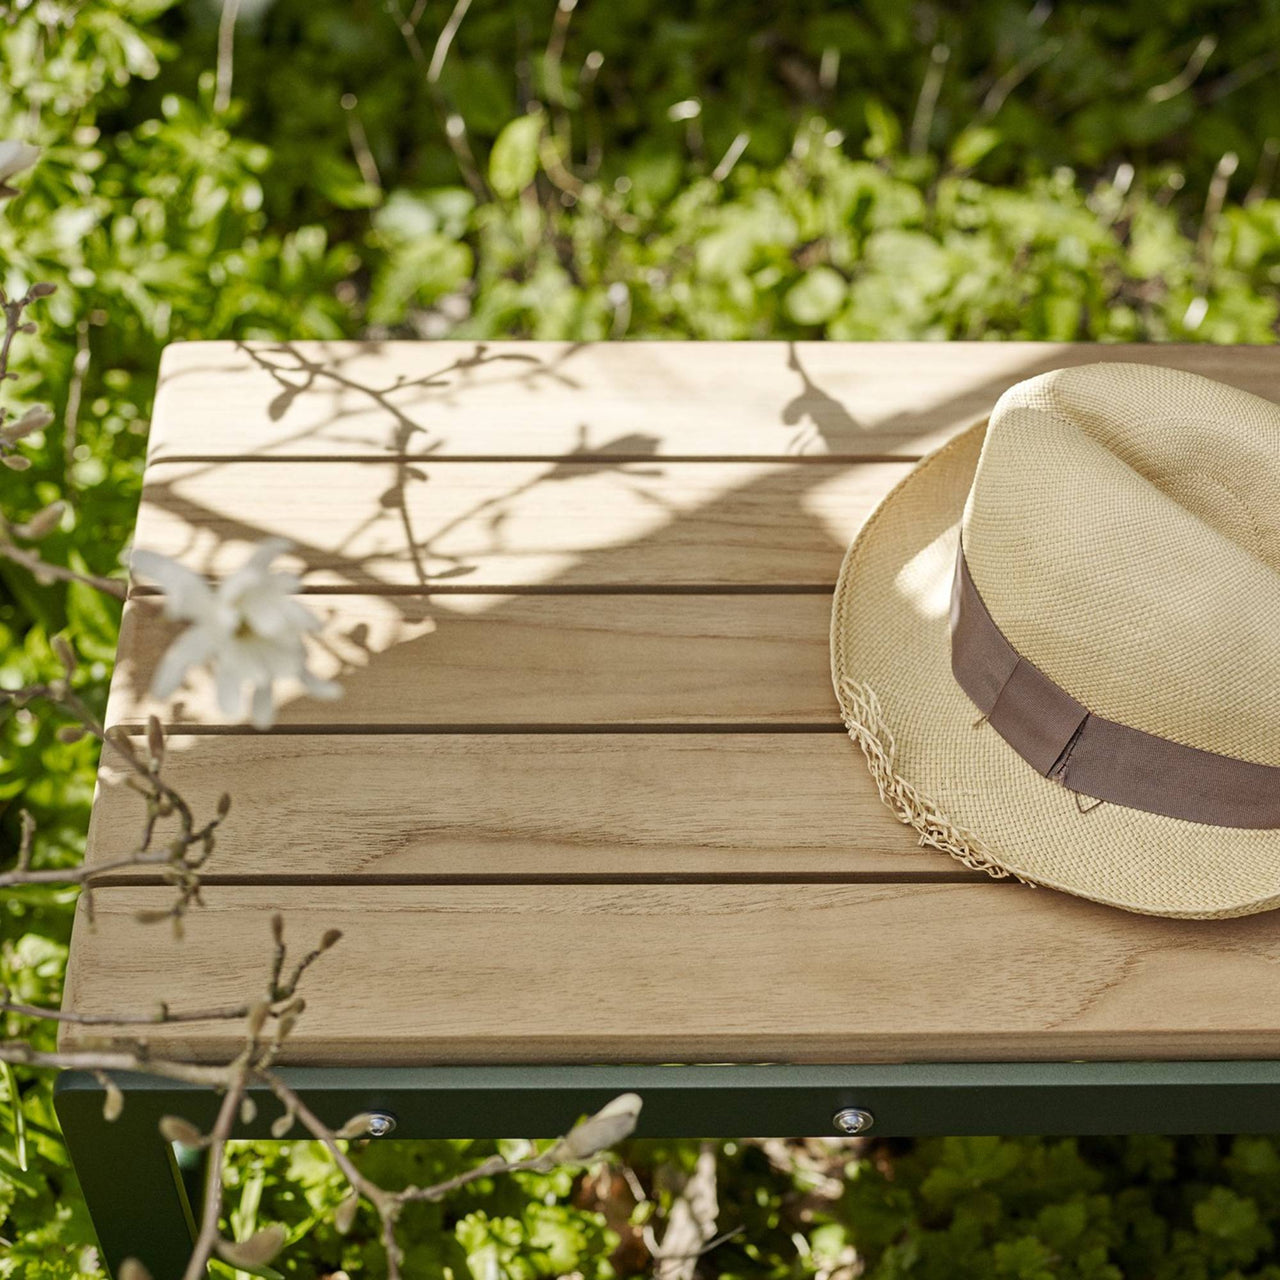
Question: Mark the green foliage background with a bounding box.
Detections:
[3,1,1280,1275]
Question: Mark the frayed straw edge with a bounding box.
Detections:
[836,678,1019,883]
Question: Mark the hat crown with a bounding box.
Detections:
[961,362,1280,767]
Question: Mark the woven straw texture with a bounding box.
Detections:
[830,362,1280,919]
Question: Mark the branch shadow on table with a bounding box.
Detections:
[118,337,1195,730]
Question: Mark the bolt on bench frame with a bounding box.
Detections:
[56,1060,1280,1278]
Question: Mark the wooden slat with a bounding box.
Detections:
[133,460,903,589]
[147,341,1280,462]
[60,883,1280,1064]
[86,733,976,880]
[104,594,836,729]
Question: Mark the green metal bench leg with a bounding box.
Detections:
[55,1076,200,1279]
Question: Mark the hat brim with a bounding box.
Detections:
[831,420,1280,920]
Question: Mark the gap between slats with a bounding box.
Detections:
[127,584,840,597]
[148,453,926,466]
[104,721,851,735]
[84,869,1000,888]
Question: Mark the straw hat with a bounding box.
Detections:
[830,362,1280,919]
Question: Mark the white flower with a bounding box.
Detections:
[0,141,39,196]
[131,539,341,729]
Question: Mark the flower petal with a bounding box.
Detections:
[277,596,325,634]
[214,658,247,720]
[131,550,215,621]
[151,622,218,699]
[300,668,343,701]
[219,538,294,604]
[229,633,300,682]
[243,537,293,573]
[250,680,276,729]
[238,586,306,640]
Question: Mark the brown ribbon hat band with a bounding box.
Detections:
[831,362,1280,916]
[950,543,1280,830]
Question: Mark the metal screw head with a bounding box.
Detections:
[832,1107,874,1135]
[365,1112,397,1138]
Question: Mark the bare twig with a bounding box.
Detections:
[391,0,489,201]
[578,49,605,176]
[1197,150,1239,276]
[426,0,472,84]
[979,39,1060,118]
[182,1061,250,1280]
[0,688,227,921]
[1148,34,1217,102]
[1246,137,1280,206]
[909,43,950,157]
[341,93,381,189]
[16,809,34,872]
[261,1072,641,1280]
[711,133,750,183]
[543,0,577,158]
[62,318,89,464]
[0,285,125,593]
[0,541,126,596]
[0,282,56,465]
[214,0,243,113]
[0,1042,235,1088]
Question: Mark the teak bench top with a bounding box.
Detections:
[61,340,1280,1068]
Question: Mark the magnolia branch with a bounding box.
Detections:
[0,206,644,1280]
[259,1070,642,1280]
[0,539,127,596]
[2,690,643,1280]
[1,666,228,920]
[3,912,641,1280]
[0,282,127,595]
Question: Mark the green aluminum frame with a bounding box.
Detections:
[56,1060,1280,1278]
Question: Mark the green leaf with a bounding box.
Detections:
[950,125,1002,171]
[367,235,474,324]
[1193,1185,1262,1240]
[489,114,544,199]
[1,1062,29,1173]
[66,550,121,643]
[784,267,847,325]
[863,97,901,158]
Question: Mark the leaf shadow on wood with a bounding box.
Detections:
[117,339,1177,730]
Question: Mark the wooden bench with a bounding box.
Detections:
[56,340,1280,1277]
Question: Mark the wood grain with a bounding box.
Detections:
[146,341,1280,462]
[133,459,904,589]
[78,341,1280,1072]
[104,594,837,729]
[85,733,976,880]
[60,883,1280,1064]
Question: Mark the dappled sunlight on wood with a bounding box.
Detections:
[135,458,902,589]
[117,341,1280,731]
[107,592,834,728]
[144,339,1280,462]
